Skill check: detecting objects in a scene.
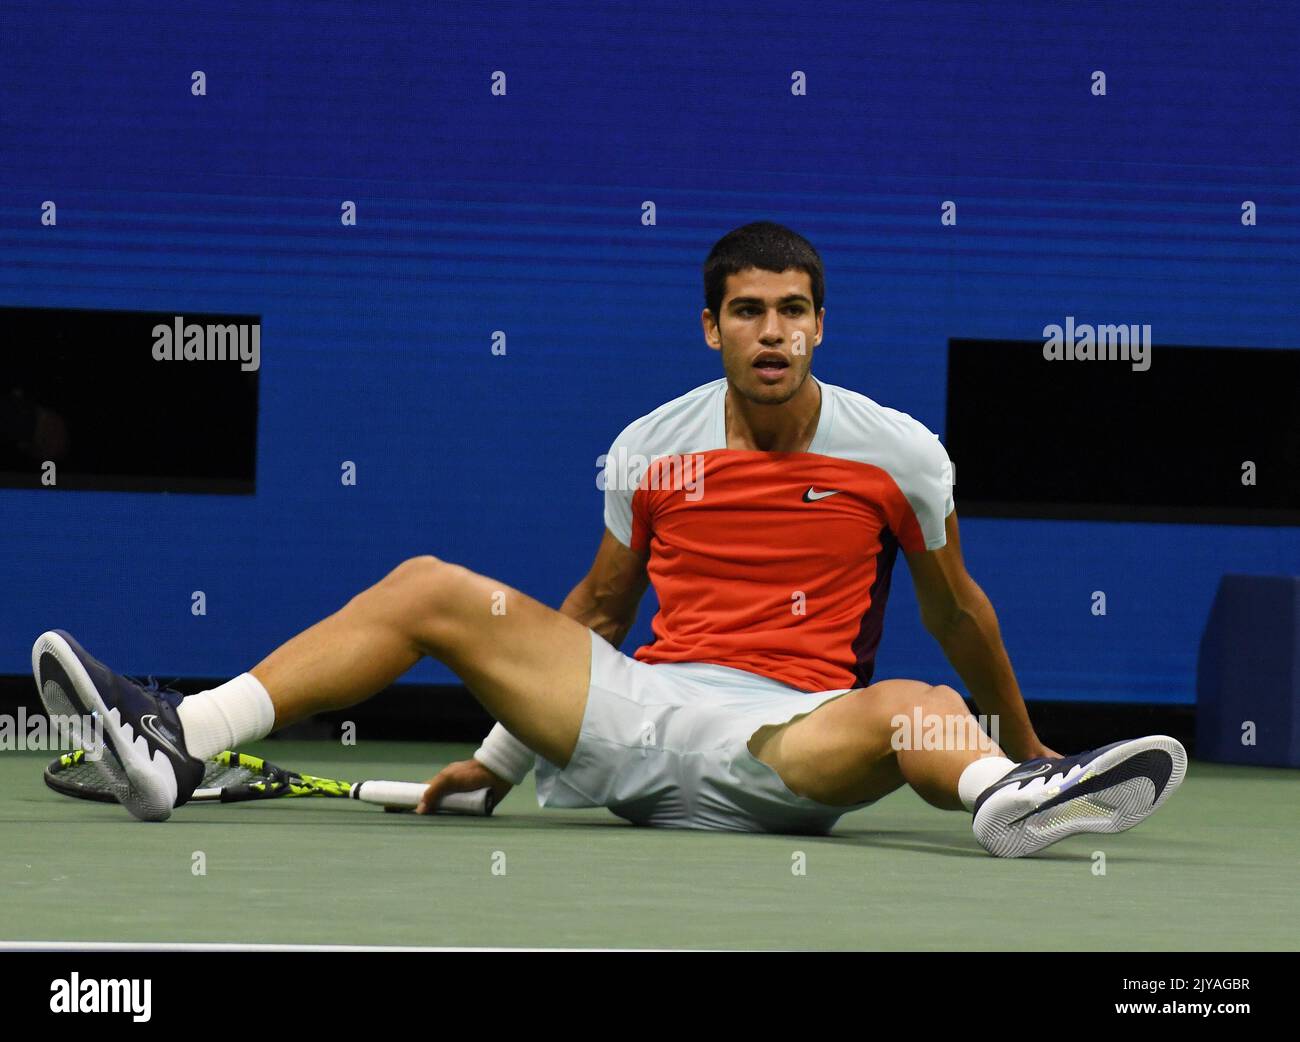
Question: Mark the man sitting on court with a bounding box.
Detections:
[32,221,1185,857]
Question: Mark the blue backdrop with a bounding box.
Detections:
[2,1,1297,702]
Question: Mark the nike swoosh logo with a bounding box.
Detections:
[989,761,1055,792]
[139,713,186,761]
[1008,749,1175,825]
[802,488,841,502]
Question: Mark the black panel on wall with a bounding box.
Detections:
[945,338,1300,525]
[1,306,259,494]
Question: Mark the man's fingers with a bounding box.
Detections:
[415,775,451,815]
[415,759,503,815]
[415,762,481,814]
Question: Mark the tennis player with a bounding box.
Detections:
[32,222,1185,856]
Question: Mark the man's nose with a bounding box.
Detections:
[760,310,784,340]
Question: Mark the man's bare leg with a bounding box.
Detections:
[751,681,1189,859]
[747,679,1005,810]
[249,556,591,767]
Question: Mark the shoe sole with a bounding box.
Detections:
[32,631,177,821]
[973,735,1187,858]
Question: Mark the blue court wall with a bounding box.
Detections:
[1,1,1297,703]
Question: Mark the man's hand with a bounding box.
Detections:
[416,758,512,815]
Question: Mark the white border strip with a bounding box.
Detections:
[1,940,683,952]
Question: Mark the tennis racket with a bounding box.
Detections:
[44,749,495,816]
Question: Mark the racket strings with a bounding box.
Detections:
[199,762,260,790]
[57,754,131,801]
[47,748,453,811]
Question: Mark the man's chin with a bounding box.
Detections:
[736,371,803,405]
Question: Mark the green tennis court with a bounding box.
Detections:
[3,742,1296,950]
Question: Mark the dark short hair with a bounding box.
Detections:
[702,221,825,321]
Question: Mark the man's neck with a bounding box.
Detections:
[725,377,823,453]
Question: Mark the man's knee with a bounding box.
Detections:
[880,682,998,757]
[866,679,969,725]
[363,556,478,638]
[386,554,449,586]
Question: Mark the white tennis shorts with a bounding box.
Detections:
[534,629,873,834]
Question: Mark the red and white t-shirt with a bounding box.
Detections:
[601,377,954,693]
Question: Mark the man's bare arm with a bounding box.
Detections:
[904,511,1057,762]
[559,528,651,647]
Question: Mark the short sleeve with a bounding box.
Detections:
[889,425,955,554]
[601,426,639,548]
[912,432,955,551]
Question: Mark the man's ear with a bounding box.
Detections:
[702,309,722,351]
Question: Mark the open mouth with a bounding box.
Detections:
[752,353,790,376]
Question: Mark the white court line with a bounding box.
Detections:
[1,940,684,952]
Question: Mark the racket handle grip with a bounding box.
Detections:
[351,781,495,816]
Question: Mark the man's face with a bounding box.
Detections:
[703,268,824,405]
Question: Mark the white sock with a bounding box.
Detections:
[177,673,277,760]
[958,756,1017,812]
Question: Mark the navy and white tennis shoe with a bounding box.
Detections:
[32,630,204,821]
[972,736,1187,857]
